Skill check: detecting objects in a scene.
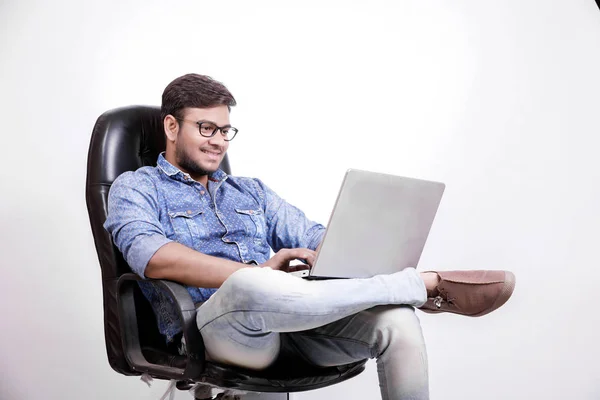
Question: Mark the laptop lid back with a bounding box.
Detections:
[310,169,445,278]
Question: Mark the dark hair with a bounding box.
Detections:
[161,73,237,122]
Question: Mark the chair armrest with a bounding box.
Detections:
[117,273,205,380]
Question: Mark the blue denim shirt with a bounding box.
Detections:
[104,154,325,341]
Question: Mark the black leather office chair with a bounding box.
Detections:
[85,106,367,399]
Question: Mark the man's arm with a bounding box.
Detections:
[254,179,326,252]
[105,171,252,287]
[145,242,248,287]
[146,243,318,286]
[104,172,317,287]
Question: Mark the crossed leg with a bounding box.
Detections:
[196,267,429,400]
[286,305,429,400]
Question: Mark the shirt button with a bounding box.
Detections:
[249,210,254,214]
[187,210,192,215]
[200,190,205,195]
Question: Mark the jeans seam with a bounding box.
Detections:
[224,329,277,349]
[197,309,346,330]
[379,360,390,400]
[293,332,377,358]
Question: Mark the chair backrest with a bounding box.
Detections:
[85,105,230,375]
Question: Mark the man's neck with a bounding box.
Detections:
[194,174,209,187]
[164,152,210,187]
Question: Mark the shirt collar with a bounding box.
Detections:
[156,153,228,183]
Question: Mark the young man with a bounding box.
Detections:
[104,74,515,400]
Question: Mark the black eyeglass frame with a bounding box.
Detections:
[176,118,239,141]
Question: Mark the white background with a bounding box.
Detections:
[1,0,600,399]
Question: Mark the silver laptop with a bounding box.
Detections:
[298,169,445,279]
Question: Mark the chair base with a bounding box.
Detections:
[191,384,289,400]
[195,391,288,400]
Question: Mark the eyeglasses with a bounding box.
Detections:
[177,119,239,141]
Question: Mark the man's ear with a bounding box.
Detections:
[164,115,179,142]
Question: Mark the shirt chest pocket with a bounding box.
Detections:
[235,208,266,240]
[167,208,205,246]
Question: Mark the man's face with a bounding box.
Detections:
[170,105,230,178]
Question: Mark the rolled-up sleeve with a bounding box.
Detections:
[254,179,326,253]
[103,171,172,277]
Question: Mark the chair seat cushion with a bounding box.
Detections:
[142,346,366,393]
[200,359,366,393]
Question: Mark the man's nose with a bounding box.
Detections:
[208,130,227,146]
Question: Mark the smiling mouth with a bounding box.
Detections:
[201,149,222,157]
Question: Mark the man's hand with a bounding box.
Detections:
[260,248,316,273]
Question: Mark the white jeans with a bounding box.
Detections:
[196,267,430,400]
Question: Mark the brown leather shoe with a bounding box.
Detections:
[419,270,515,317]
